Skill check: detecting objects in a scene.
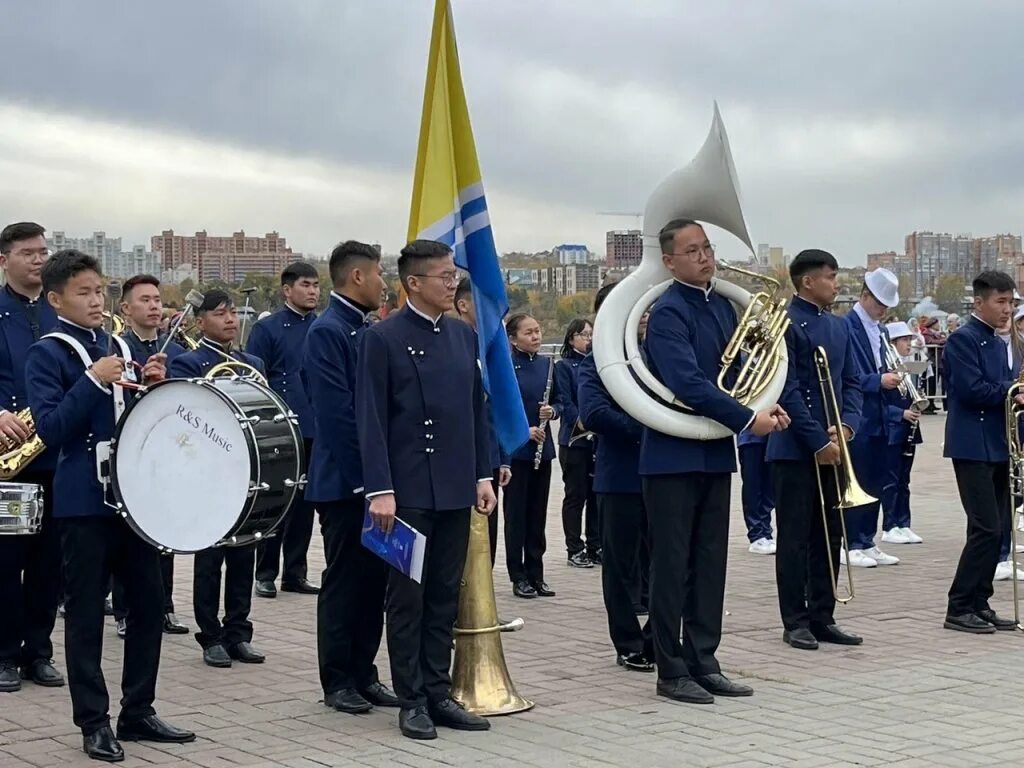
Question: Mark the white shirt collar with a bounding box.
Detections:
[331,291,367,321]
[674,278,713,299]
[285,302,310,318]
[200,336,232,354]
[971,313,997,332]
[852,301,880,329]
[58,316,98,343]
[406,298,443,326]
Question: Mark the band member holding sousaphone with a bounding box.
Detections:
[553,318,600,568]
[168,290,268,668]
[766,249,864,651]
[0,222,63,693]
[26,250,194,761]
[504,313,557,599]
[301,241,398,714]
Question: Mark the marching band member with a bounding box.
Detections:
[357,239,495,740]
[168,291,268,667]
[504,313,557,599]
[27,250,193,761]
[843,269,902,568]
[766,249,864,651]
[577,283,653,672]
[992,307,1023,581]
[641,219,784,704]
[454,278,511,566]
[302,241,397,714]
[738,432,775,554]
[247,261,322,598]
[0,222,63,693]
[553,318,600,568]
[943,271,1021,632]
[111,274,188,636]
[880,322,924,545]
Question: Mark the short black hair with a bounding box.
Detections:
[455,277,473,309]
[198,289,234,315]
[973,270,1016,300]
[0,222,46,254]
[398,239,452,289]
[281,260,319,287]
[789,249,839,289]
[41,249,101,295]
[594,281,618,313]
[658,219,703,255]
[122,273,160,300]
[328,240,380,285]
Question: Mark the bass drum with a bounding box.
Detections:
[110,377,304,553]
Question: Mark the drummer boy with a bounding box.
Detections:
[26,249,195,761]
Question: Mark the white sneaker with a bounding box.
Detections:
[768,539,777,554]
[842,549,878,568]
[865,546,900,566]
[881,528,911,544]
[1017,514,1024,533]
[748,537,775,555]
[993,560,1024,581]
[901,527,923,544]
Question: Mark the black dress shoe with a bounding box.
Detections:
[359,681,400,707]
[656,677,714,704]
[588,549,603,566]
[811,624,863,645]
[116,619,127,640]
[399,705,437,740]
[325,688,373,713]
[20,659,65,687]
[0,662,21,692]
[531,581,556,597]
[83,726,123,762]
[103,597,114,617]
[783,627,819,650]
[513,580,537,599]
[163,613,189,635]
[203,645,232,668]
[254,580,277,598]
[429,697,490,730]
[116,715,196,744]
[226,641,265,663]
[944,612,997,634]
[976,609,1017,630]
[616,652,655,672]
[281,578,320,594]
[695,673,753,697]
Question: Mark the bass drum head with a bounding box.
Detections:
[112,379,252,552]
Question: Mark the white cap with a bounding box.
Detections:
[886,321,913,340]
[865,268,900,308]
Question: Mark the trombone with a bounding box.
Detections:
[813,346,878,604]
[1004,375,1024,630]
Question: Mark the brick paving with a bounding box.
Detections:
[3,414,1024,767]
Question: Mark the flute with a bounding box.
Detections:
[534,357,554,470]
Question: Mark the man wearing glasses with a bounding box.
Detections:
[0,222,64,694]
[640,219,788,704]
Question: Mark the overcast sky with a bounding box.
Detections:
[2,1,1022,264]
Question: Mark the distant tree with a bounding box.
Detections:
[933,274,967,314]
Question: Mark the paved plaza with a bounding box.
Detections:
[3,414,1024,767]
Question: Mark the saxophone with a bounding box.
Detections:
[0,408,45,480]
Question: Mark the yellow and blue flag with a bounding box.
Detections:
[408,0,529,454]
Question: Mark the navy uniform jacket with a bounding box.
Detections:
[577,353,642,494]
[552,349,587,447]
[767,297,862,462]
[943,316,1015,463]
[356,305,490,511]
[167,339,266,380]
[25,321,123,517]
[845,308,890,439]
[300,295,368,503]
[120,329,185,373]
[640,281,753,476]
[246,306,316,439]
[510,348,557,463]
[1,286,59,471]
[883,387,923,447]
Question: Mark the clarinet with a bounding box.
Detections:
[534,357,554,470]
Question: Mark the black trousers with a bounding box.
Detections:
[948,459,1010,615]
[642,473,730,680]
[488,468,501,568]
[0,469,60,665]
[386,507,471,709]
[256,438,316,585]
[193,544,255,649]
[112,556,175,621]
[503,459,551,584]
[598,493,652,657]
[559,445,600,556]
[773,460,842,631]
[316,498,387,695]
[59,516,163,735]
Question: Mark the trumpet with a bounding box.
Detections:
[813,346,877,604]
[883,337,928,456]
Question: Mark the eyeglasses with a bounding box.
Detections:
[412,272,460,287]
[574,331,592,339]
[672,244,716,260]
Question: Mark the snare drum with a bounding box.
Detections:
[109,377,304,553]
[0,482,44,535]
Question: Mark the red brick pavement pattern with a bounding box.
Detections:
[3,416,1024,767]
